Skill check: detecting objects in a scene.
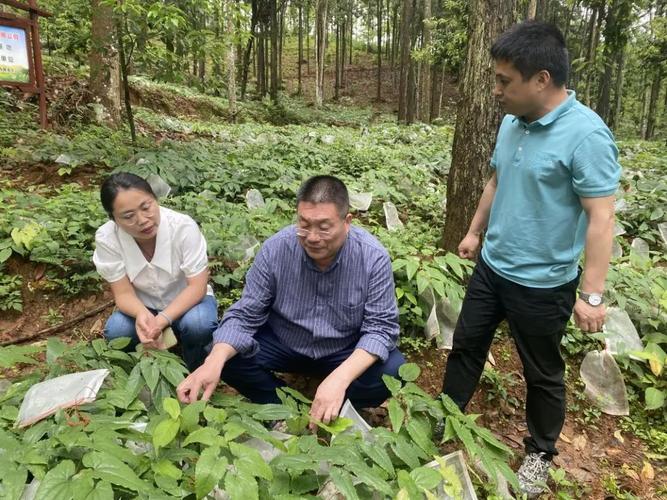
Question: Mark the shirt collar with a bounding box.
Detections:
[116,206,172,281]
[512,90,576,128]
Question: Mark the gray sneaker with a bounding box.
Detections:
[517,452,551,498]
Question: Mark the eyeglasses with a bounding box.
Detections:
[115,200,157,226]
[295,227,333,239]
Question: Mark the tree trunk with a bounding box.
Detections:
[341,15,347,87]
[645,68,663,140]
[398,0,414,122]
[377,0,383,101]
[335,21,340,100]
[527,0,536,19]
[608,47,625,131]
[298,0,303,94]
[315,0,328,106]
[306,0,311,75]
[583,4,602,107]
[89,0,121,125]
[442,0,518,253]
[226,0,237,119]
[116,8,136,147]
[418,0,431,121]
[240,0,258,100]
[270,0,279,101]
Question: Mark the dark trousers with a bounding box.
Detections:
[442,257,578,458]
[221,324,405,409]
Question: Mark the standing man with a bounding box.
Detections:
[177,175,405,426]
[441,21,620,497]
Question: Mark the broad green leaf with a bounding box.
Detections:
[82,451,148,493]
[315,416,353,435]
[353,464,393,496]
[645,388,665,410]
[46,337,66,364]
[153,417,180,450]
[183,427,224,447]
[406,259,419,281]
[2,467,27,500]
[391,438,422,469]
[277,386,312,404]
[181,400,206,432]
[359,441,394,475]
[163,397,181,419]
[84,480,114,500]
[152,458,183,480]
[224,469,258,500]
[35,460,75,499]
[382,374,402,396]
[195,446,226,499]
[399,363,421,382]
[160,361,187,387]
[329,467,360,500]
[230,441,273,480]
[410,466,443,490]
[396,469,421,498]
[387,398,405,432]
[252,404,294,421]
[140,358,160,393]
[406,418,437,455]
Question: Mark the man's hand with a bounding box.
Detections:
[135,310,161,343]
[573,299,606,333]
[458,232,481,260]
[177,358,224,403]
[309,374,349,430]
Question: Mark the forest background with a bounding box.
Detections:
[0,0,666,498]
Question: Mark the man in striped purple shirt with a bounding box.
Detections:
[177,175,405,425]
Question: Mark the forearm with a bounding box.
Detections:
[206,342,238,365]
[113,289,151,318]
[161,281,207,324]
[581,211,614,293]
[330,349,378,387]
[467,175,497,235]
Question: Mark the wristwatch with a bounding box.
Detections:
[579,291,604,307]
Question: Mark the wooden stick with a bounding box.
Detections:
[1,300,114,346]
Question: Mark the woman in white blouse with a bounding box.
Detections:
[93,172,217,371]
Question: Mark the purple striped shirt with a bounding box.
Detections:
[213,225,400,361]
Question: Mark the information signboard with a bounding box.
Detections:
[0,25,30,83]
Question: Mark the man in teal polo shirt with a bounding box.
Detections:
[441,21,620,497]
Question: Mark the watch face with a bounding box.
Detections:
[588,294,602,306]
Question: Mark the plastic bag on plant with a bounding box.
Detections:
[349,192,373,211]
[336,399,372,440]
[425,450,478,500]
[383,202,404,231]
[611,238,623,259]
[245,189,265,209]
[579,349,629,416]
[16,369,109,428]
[603,307,643,359]
[659,222,667,247]
[146,173,171,198]
[630,237,649,261]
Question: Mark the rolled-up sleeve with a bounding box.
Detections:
[212,244,275,356]
[92,231,126,283]
[354,251,400,361]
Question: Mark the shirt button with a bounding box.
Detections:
[525,130,530,135]
[518,147,523,151]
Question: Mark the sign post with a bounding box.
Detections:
[0,0,51,128]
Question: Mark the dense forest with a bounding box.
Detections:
[0,0,665,498]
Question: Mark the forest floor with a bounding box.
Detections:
[1,52,665,499]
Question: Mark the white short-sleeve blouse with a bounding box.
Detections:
[93,206,214,311]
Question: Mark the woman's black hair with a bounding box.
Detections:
[100,172,156,218]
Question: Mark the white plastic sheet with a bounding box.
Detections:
[630,237,649,261]
[580,350,629,416]
[659,222,667,247]
[245,189,266,209]
[422,289,461,350]
[613,222,626,237]
[611,238,623,259]
[16,369,109,428]
[146,173,172,198]
[383,202,404,231]
[603,307,644,358]
[349,192,373,211]
[425,450,478,500]
[337,399,372,439]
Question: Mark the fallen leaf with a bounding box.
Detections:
[641,461,654,481]
[487,352,496,366]
[573,434,587,451]
[90,318,103,334]
[613,430,624,444]
[559,433,572,444]
[649,359,662,377]
[622,464,639,481]
[606,448,622,456]
[34,264,46,280]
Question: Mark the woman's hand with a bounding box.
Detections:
[135,309,161,343]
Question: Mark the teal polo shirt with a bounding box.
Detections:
[481,91,621,288]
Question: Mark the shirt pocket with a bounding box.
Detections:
[331,302,365,333]
[531,152,567,185]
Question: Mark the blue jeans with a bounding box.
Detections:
[104,295,218,371]
[221,324,405,408]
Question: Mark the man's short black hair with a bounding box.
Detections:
[297,175,349,218]
[491,20,569,86]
